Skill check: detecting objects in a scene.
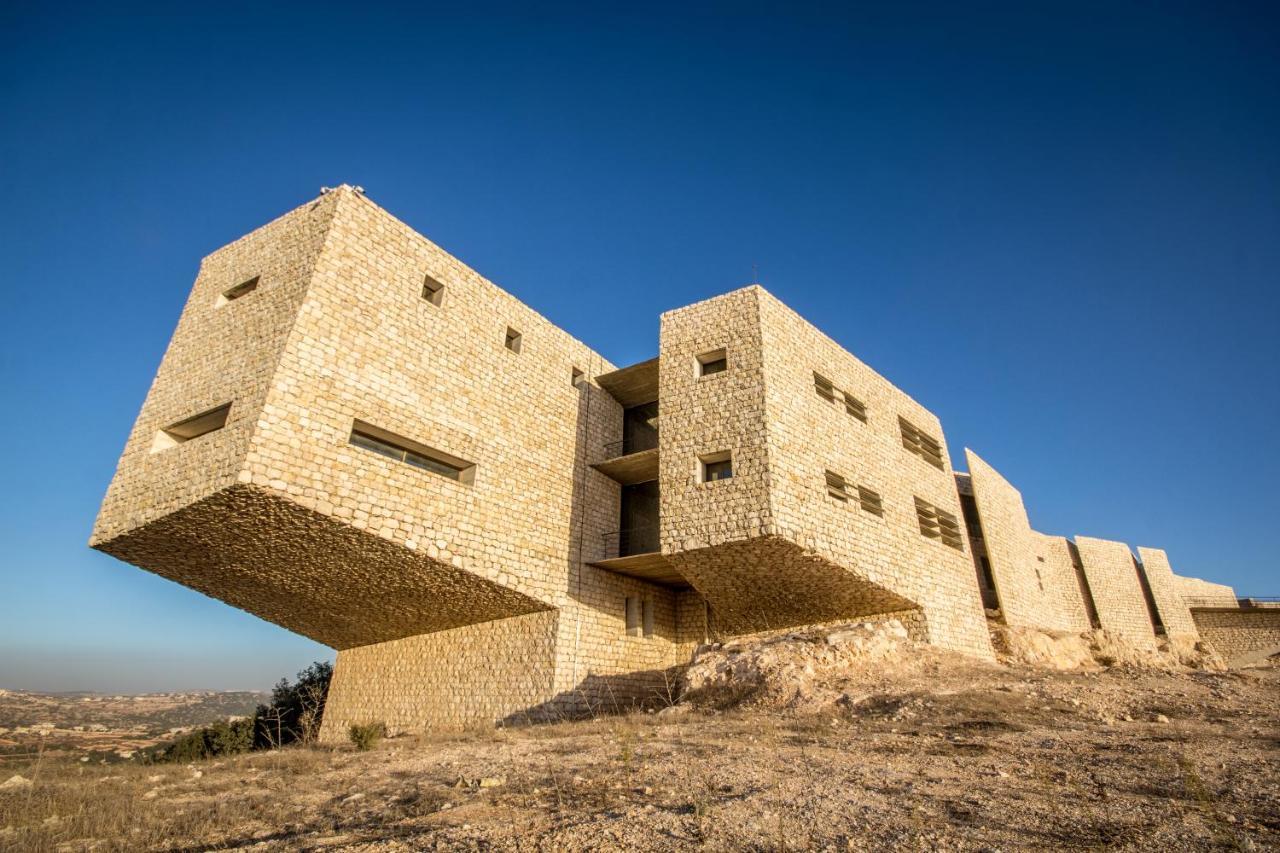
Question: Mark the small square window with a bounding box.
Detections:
[216,276,259,307]
[696,348,728,377]
[700,452,733,483]
[572,367,586,388]
[504,327,522,353]
[422,274,445,306]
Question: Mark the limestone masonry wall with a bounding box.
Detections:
[1190,609,1280,665]
[1174,574,1238,607]
[1136,548,1198,639]
[92,186,1246,737]
[1074,537,1158,650]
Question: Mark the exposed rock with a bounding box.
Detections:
[1,774,33,790]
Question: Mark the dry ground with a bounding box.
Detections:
[2,662,1277,852]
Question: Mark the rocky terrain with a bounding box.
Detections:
[0,689,266,763]
[1,628,1277,851]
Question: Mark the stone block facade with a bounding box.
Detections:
[92,186,1248,737]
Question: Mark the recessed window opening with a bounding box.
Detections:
[813,372,836,402]
[152,403,232,452]
[842,392,867,423]
[914,497,963,550]
[699,451,733,483]
[696,348,728,377]
[216,276,259,307]
[625,596,641,637]
[899,417,945,471]
[825,470,849,501]
[642,600,654,638]
[504,327,522,353]
[421,274,445,306]
[857,486,884,517]
[571,367,586,388]
[348,421,476,485]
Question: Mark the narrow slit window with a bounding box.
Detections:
[571,367,586,388]
[813,372,836,402]
[625,596,641,636]
[504,327,522,353]
[700,451,733,482]
[825,470,849,501]
[348,421,475,485]
[216,276,259,307]
[696,348,728,377]
[421,274,445,306]
[899,417,945,471]
[857,486,884,517]
[642,599,654,638]
[152,403,232,452]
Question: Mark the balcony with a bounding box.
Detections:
[588,524,689,588]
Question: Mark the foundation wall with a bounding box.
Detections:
[1190,609,1280,665]
[319,611,561,740]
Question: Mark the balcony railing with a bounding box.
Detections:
[600,525,660,559]
[602,433,658,461]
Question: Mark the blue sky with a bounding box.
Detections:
[1,2,1276,692]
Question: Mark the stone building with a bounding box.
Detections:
[91,186,1257,738]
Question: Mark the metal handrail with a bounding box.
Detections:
[600,525,660,558]
[602,435,659,460]
[1184,596,1280,610]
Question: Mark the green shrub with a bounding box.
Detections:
[144,718,253,763]
[348,721,386,751]
[144,660,333,763]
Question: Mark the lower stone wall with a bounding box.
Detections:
[319,609,560,741]
[1191,609,1280,666]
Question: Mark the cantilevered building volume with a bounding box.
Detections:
[91,186,1266,739]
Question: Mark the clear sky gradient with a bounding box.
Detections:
[2,2,1277,692]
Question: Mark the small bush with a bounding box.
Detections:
[349,721,386,751]
[143,718,253,763]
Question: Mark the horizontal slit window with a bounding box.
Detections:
[825,470,849,501]
[216,277,259,307]
[842,392,867,423]
[857,486,883,517]
[814,372,836,402]
[914,497,963,550]
[899,417,945,471]
[349,421,475,485]
[152,403,232,452]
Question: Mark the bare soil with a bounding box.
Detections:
[2,660,1277,852]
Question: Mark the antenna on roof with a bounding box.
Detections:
[752,262,759,284]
